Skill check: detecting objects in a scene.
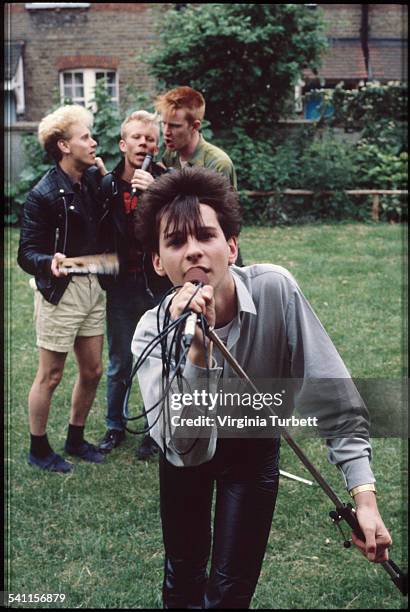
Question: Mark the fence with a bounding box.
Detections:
[242,189,408,221]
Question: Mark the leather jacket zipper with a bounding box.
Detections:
[54,227,60,253]
[49,195,68,304]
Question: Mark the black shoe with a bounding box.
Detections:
[28,451,74,474]
[135,435,158,461]
[98,429,125,453]
[64,440,105,464]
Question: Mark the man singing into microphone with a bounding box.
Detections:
[97,111,169,459]
[131,167,392,609]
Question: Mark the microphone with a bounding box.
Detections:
[131,153,153,197]
[182,267,210,348]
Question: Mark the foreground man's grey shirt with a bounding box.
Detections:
[132,264,375,491]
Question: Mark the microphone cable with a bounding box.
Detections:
[123,281,212,456]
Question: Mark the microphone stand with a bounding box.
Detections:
[204,323,408,596]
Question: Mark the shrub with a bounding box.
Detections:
[89,79,122,171]
[217,126,362,224]
[222,82,408,224]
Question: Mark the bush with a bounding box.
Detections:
[218,82,408,224]
[217,126,364,224]
[89,79,122,171]
[302,82,408,222]
[332,81,407,128]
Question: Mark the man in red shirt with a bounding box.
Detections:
[97,111,169,458]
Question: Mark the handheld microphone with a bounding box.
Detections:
[183,267,210,347]
[131,153,153,197]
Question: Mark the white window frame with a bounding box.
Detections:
[5,54,25,115]
[59,68,119,110]
[294,79,305,114]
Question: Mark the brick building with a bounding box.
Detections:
[5,2,165,123]
[5,3,408,124]
[301,3,407,117]
[4,3,408,180]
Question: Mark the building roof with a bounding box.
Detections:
[304,40,367,81]
[368,40,408,81]
[304,37,407,83]
[5,41,24,81]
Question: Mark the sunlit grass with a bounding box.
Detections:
[5,224,407,609]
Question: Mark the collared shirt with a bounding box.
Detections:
[131,264,375,490]
[161,134,238,189]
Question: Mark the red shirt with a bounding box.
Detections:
[120,180,143,274]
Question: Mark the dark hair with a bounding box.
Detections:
[135,167,242,253]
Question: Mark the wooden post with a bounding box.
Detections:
[371,194,380,221]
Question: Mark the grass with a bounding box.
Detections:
[5,223,408,609]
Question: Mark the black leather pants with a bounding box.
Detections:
[159,438,280,609]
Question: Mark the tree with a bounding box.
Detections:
[146,3,327,132]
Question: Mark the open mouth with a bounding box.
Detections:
[184,266,211,282]
[136,152,149,162]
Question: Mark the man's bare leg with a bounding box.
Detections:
[70,334,104,426]
[28,348,73,472]
[64,335,105,463]
[28,348,67,435]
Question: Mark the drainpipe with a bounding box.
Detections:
[360,4,373,81]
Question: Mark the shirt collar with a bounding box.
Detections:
[56,164,84,193]
[187,134,206,166]
[219,268,255,353]
[231,267,257,316]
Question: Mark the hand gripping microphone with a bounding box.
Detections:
[183,267,210,348]
[131,153,153,197]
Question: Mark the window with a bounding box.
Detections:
[59,69,118,109]
[303,88,334,120]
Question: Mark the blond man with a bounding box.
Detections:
[18,104,108,472]
[96,111,169,457]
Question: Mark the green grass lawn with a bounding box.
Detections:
[5,223,408,609]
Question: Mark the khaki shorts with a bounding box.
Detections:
[32,275,106,352]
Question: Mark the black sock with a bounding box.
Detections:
[66,424,85,447]
[30,433,54,459]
